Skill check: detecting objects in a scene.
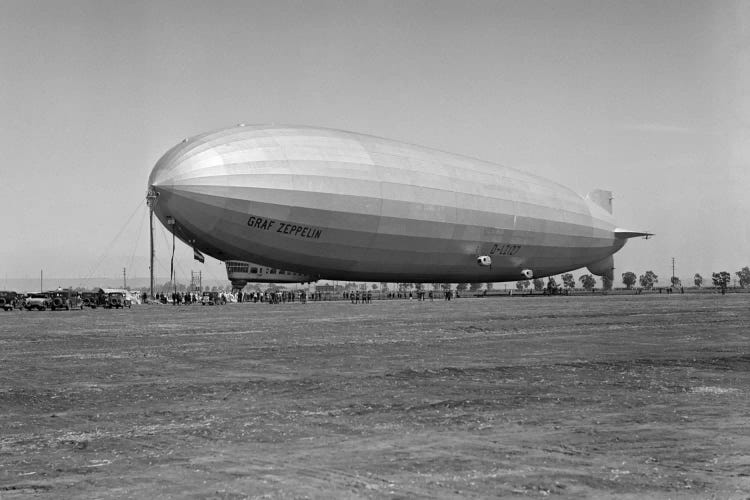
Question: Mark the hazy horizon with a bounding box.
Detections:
[2,1,748,286]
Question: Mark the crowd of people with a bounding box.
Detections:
[139,288,466,305]
[381,290,458,301]
[145,291,228,305]
[344,290,373,303]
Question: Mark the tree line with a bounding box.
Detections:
[619,266,750,292]
[508,265,750,293]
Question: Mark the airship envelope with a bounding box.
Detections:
[148,125,650,283]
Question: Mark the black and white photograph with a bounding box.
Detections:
[1,1,748,498]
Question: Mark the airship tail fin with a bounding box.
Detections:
[586,189,613,214]
[587,255,614,281]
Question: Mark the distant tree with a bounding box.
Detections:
[543,277,560,294]
[694,274,703,288]
[602,275,613,291]
[561,273,575,290]
[380,282,389,292]
[371,283,379,290]
[579,274,597,291]
[469,282,483,292]
[621,271,637,289]
[712,271,731,294]
[735,266,750,288]
[639,271,658,290]
[532,278,545,291]
[441,283,452,291]
[516,280,530,291]
[485,282,494,291]
[456,283,469,292]
[670,276,681,288]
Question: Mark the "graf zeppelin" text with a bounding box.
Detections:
[247,215,323,240]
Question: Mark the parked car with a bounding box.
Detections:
[105,292,124,309]
[25,292,52,311]
[48,289,84,310]
[0,291,19,311]
[81,291,102,308]
[104,292,131,309]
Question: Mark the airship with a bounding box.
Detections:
[147,125,650,284]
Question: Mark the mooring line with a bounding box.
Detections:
[82,199,145,281]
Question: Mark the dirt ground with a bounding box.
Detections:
[1,293,748,499]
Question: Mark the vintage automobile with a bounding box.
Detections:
[24,292,52,311]
[81,291,103,308]
[48,289,84,310]
[104,292,132,309]
[0,291,19,311]
[104,292,124,309]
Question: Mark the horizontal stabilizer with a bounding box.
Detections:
[615,228,654,239]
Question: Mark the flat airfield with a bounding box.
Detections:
[1,293,748,499]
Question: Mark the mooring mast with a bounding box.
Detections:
[146,189,158,300]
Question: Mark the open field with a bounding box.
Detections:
[1,294,749,499]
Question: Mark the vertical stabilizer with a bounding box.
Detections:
[586,189,613,214]
[587,255,614,281]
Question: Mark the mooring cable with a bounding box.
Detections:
[82,199,145,281]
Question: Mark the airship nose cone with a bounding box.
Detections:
[148,137,191,189]
[146,136,201,221]
[146,134,227,256]
[146,149,181,244]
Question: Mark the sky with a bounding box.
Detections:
[1,0,748,288]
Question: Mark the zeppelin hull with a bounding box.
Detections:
[149,126,626,282]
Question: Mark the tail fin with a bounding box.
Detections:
[586,189,613,214]
[587,255,614,281]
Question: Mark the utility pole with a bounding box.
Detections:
[40,269,43,292]
[123,267,127,289]
[672,257,676,286]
